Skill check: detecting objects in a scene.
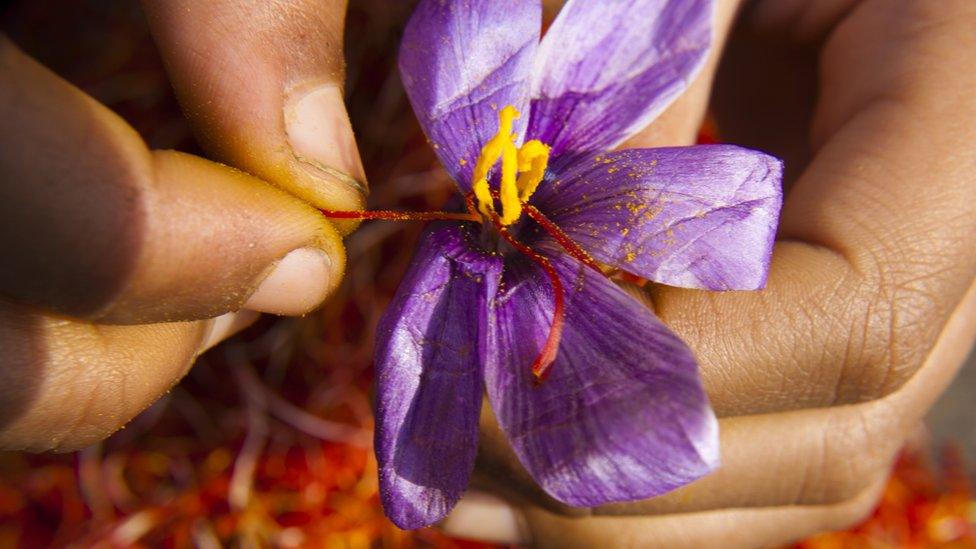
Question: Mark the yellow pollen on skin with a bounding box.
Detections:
[472,105,550,225]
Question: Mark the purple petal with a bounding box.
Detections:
[375,223,502,529]
[398,0,541,191]
[527,0,712,159]
[537,146,783,290]
[482,250,718,506]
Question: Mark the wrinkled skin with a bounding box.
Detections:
[441,1,976,547]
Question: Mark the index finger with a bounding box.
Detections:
[141,0,367,232]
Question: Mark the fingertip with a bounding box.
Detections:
[441,491,530,545]
[243,245,342,316]
[285,83,369,198]
[143,1,368,232]
[72,149,350,324]
[199,310,260,352]
[278,81,369,235]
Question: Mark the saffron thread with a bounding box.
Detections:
[321,209,480,223]
[325,196,605,383]
[490,212,565,383]
[523,204,603,274]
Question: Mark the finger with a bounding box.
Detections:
[0,302,261,452]
[0,299,203,451]
[709,4,815,183]
[622,0,744,148]
[523,477,887,549]
[440,491,527,545]
[199,309,261,352]
[445,476,887,547]
[602,277,976,515]
[653,0,976,414]
[141,0,367,233]
[0,37,345,322]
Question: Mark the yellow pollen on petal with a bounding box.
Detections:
[472,105,551,225]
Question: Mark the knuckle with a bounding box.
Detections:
[823,483,885,535]
[825,486,881,532]
[822,0,976,407]
[796,404,901,505]
[834,265,950,403]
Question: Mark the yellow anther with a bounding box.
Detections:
[472,106,519,190]
[516,140,550,202]
[472,178,495,218]
[472,105,550,225]
[498,140,521,225]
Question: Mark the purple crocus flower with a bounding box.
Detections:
[375,0,783,529]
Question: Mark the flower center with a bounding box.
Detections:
[321,110,604,384]
[471,105,550,226]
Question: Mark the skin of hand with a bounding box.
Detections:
[442,0,976,547]
[0,0,365,452]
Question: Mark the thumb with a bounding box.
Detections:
[0,37,344,322]
[142,0,367,233]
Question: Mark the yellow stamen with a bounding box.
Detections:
[498,138,521,225]
[516,140,550,202]
[472,106,519,217]
[472,178,495,218]
[472,105,551,225]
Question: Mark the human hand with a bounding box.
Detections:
[0,0,365,451]
[444,1,976,546]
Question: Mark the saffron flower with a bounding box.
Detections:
[375,0,783,529]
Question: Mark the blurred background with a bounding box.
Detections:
[930,357,976,478]
[0,1,973,546]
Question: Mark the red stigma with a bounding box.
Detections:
[490,214,565,383]
[321,209,480,223]
[326,196,604,385]
[522,204,603,274]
